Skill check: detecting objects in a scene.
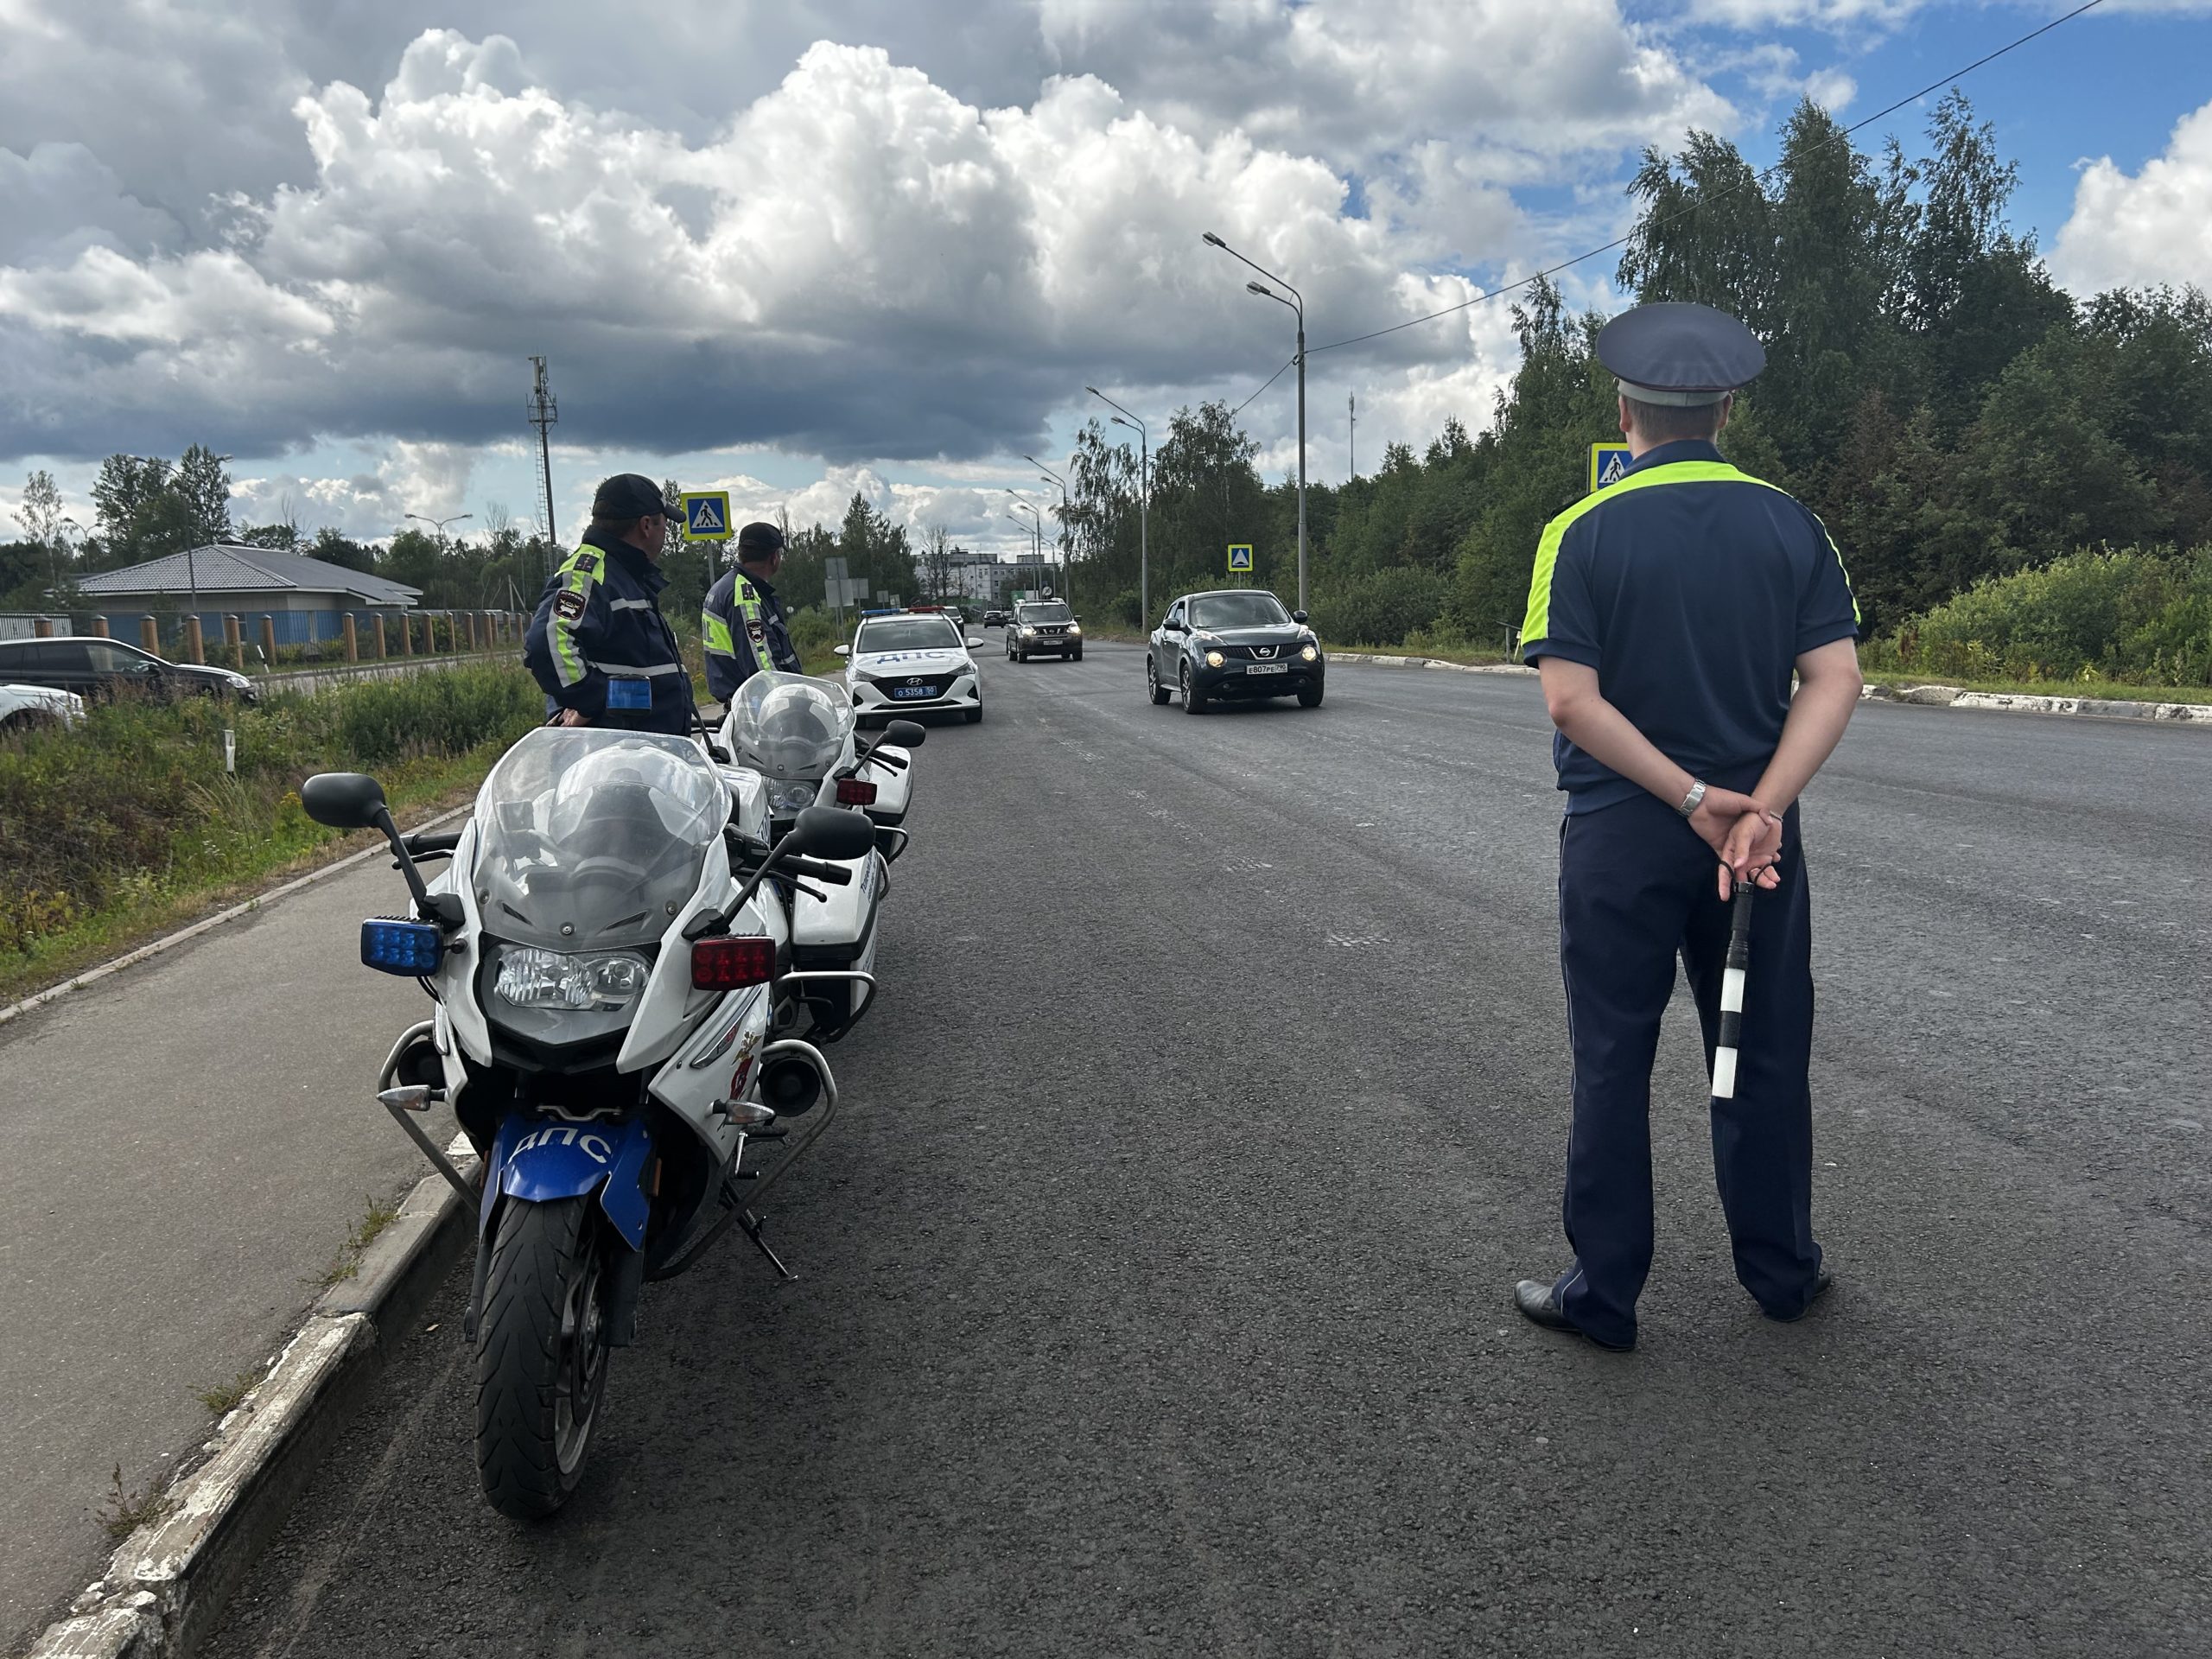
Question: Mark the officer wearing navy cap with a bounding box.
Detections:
[523,473,696,735]
[1513,302,1864,1351]
[702,520,804,703]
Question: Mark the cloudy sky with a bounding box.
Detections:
[3,0,2208,559]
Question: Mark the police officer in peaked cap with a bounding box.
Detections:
[1513,302,1864,1352]
[702,520,804,704]
[523,473,696,735]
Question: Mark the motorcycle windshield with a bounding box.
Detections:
[725,672,854,780]
[474,728,727,950]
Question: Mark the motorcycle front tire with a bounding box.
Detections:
[474,1195,613,1519]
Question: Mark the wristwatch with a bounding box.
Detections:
[1676,779,1707,818]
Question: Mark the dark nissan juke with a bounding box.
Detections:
[1147,588,1325,713]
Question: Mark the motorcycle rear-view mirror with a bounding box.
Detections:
[302,772,390,830]
[883,719,925,747]
[789,804,879,861]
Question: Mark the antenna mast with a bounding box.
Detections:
[1348,392,1357,480]
[526,356,560,587]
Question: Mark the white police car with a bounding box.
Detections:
[834,609,985,726]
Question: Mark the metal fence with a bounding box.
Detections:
[19,608,528,673]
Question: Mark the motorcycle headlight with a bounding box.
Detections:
[1205,650,1225,669]
[767,777,818,815]
[1301,644,1319,661]
[494,946,650,1011]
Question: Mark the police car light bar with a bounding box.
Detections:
[361,918,444,976]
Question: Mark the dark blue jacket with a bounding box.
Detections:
[524,531,693,736]
[702,567,802,702]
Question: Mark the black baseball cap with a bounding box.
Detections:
[591,473,684,519]
[736,521,786,555]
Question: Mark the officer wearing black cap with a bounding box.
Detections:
[523,473,695,735]
[702,520,803,703]
[1512,301,1864,1352]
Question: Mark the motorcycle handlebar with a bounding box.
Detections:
[784,856,855,886]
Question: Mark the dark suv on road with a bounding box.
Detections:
[0,637,258,702]
[1006,601,1082,662]
[1147,589,1325,713]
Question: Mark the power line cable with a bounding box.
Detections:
[1234,356,1297,416]
[1227,0,2107,412]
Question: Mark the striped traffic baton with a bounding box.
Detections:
[1711,878,1755,1099]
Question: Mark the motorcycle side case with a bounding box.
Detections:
[791,849,883,957]
[860,745,913,827]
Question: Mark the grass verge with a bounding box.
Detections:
[194,1369,264,1417]
[307,1192,404,1291]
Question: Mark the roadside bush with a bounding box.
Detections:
[0,664,543,957]
[1878,543,2212,686]
[1306,565,1450,648]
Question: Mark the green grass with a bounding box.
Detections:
[194,1369,263,1416]
[98,1461,175,1541]
[0,664,544,1005]
[308,1192,405,1290]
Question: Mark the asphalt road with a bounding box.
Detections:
[197,642,2210,1659]
[0,855,457,1653]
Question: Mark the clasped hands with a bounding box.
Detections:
[1687,786,1784,898]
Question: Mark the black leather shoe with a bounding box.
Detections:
[1763,1265,1834,1324]
[1513,1279,1634,1351]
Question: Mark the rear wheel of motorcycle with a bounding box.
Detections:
[474,1195,612,1519]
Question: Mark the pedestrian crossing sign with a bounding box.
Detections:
[1588,443,1633,493]
[1227,543,1254,574]
[682,491,733,541]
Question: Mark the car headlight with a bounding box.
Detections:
[1068,624,1082,634]
[1205,650,1225,669]
[1301,644,1319,661]
[767,778,817,815]
[494,946,649,1011]
[1020,626,1037,637]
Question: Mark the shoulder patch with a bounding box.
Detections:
[556,588,588,623]
[746,618,767,643]
[571,551,599,576]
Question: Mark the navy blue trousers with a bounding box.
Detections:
[1553,794,1824,1346]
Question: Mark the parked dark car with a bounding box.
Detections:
[0,636,258,703]
[1147,589,1325,712]
[1006,601,1082,662]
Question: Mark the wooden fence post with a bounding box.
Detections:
[141,616,160,654]
[374,615,387,658]
[91,617,110,639]
[186,615,205,664]
[342,613,359,662]
[260,615,277,664]
[224,614,244,671]
[33,618,54,638]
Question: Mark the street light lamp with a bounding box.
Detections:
[405,512,474,546]
[1085,387,1150,625]
[1203,231,1306,612]
[1025,456,1071,604]
[1003,491,1044,589]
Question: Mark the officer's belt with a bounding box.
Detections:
[589,658,683,677]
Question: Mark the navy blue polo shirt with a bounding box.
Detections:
[1518,439,1859,815]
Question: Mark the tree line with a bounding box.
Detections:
[1053,92,2212,677]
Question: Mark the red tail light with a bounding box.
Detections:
[691,935,775,990]
[836,777,878,807]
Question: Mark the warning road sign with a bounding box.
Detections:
[1588,443,1632,494]
[682,491,733,541]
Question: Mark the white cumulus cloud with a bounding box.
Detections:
[2053,97,2212,296]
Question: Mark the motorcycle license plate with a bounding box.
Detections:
[891,686,935,699]
[1244,662,1288,676]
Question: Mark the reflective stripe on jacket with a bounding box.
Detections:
[703,568,801,702]
[523,531,693,735]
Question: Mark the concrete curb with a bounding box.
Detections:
[1859,680,2212,723]
[1332,650,2212,722]
[0,804,474,1032]
[26,1139,480,1659]
[1328,650,1537,677]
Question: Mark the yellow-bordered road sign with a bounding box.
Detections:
[1588,443,1633,494]
[682,491,733,540]
[1227,543,1254,574]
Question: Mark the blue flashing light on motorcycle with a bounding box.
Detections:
[361,918,443,975]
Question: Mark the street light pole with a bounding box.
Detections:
[1085,388,1149,626]
[404,511,474,550]
[1004,491,1044,592]
[1025,457,1071,606]
[1202,232,1306,613]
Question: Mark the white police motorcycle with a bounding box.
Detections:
[718,672,921,1038]
[302,728,879,1518]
